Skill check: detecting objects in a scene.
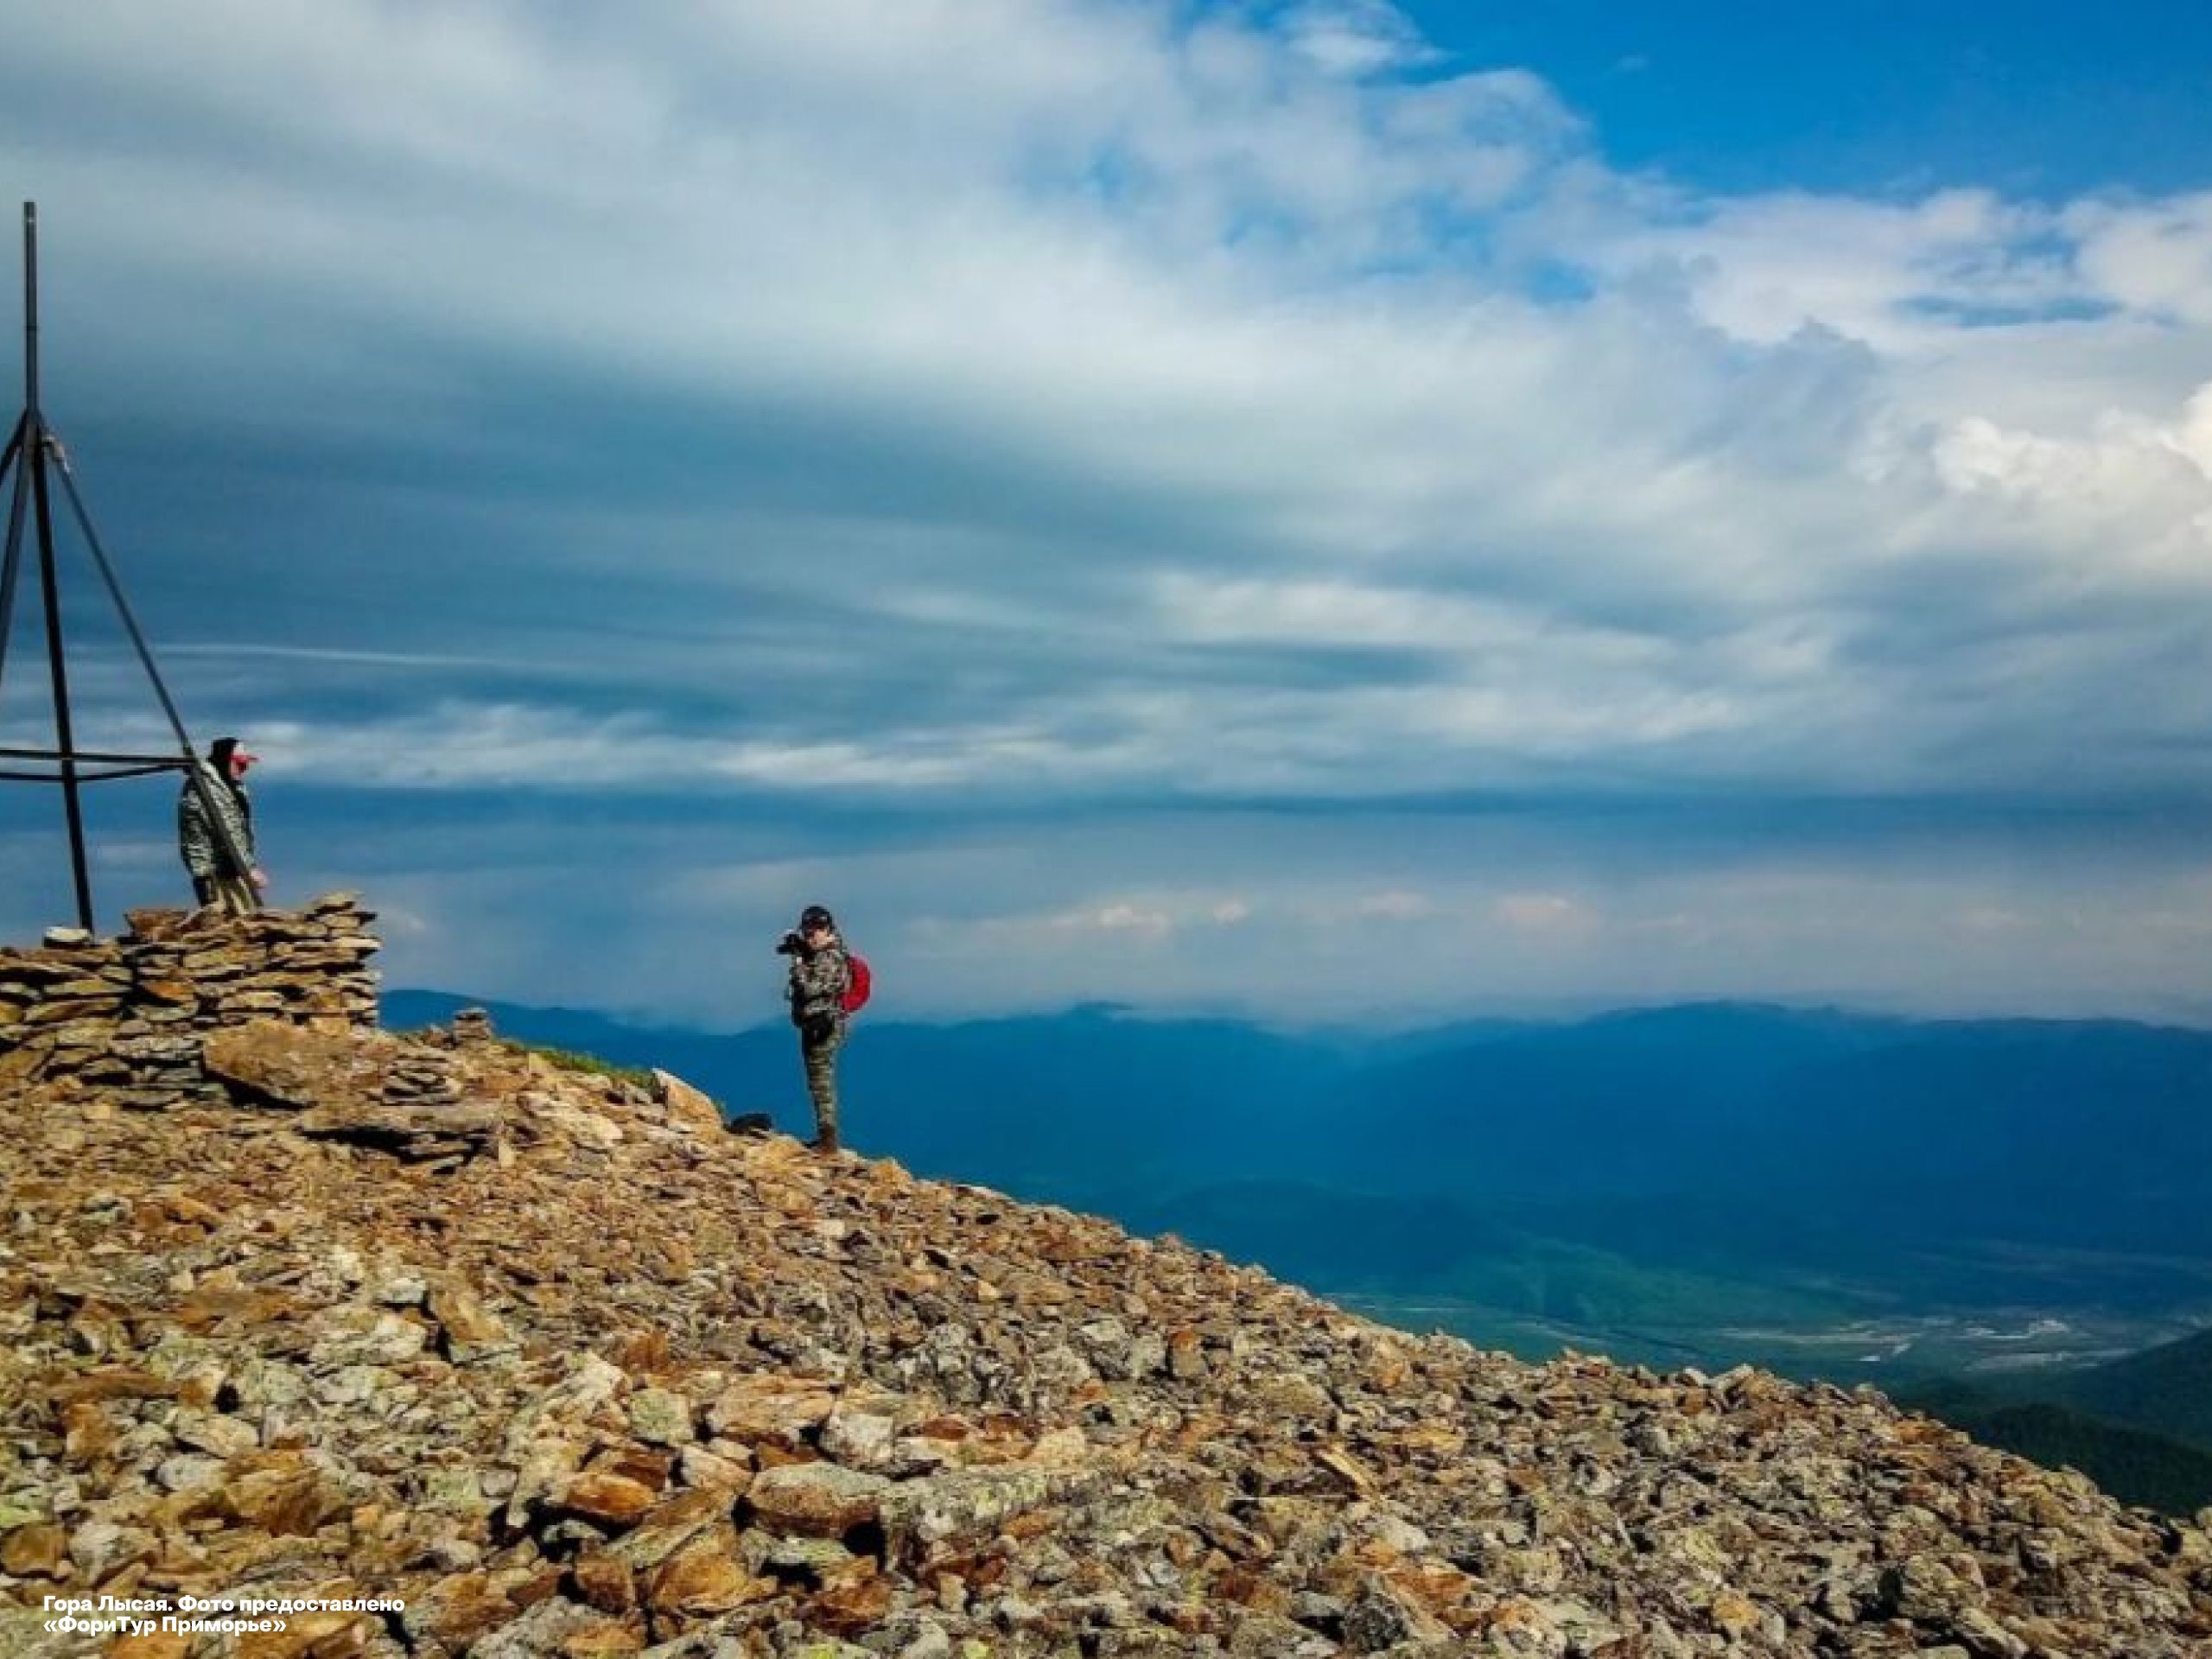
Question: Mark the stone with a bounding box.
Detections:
[1340,1586,1447,1652]
[704,1376,836,1447]
[628,1388,696,1447]
[67,1516,156,1580]
[645,1530,767,1616]
[421,1465,488,1516]
[403,1572,515,1651]
[745,1463,893,1537]
[572,1550,638,1614]
[369,1266,430,1306]
[429,1277,514,1360]
[676,1444,752,1493]
[308,1306,429,1369]
[0,1522,67,1577]
[237,1607,377,1659]
[649,1069,723,1136]
[203,1018,497,1159]
[819,1411,897,1471]
[1226,1612,1333,1657]
[557,1471,659,1528]
[1707,1592,1767,1639]
[472,1597,613,1659]
[155,1451,228,1491]
[880,1468,1077,1563]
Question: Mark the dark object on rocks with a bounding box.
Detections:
[724,1111,774,1136]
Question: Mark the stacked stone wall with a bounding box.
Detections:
[0,893,378,1106]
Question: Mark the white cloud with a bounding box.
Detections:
[1355,890,1431,920]
[1280,0,1440,78]
[1067,902,1174,937]
[929,889,1260,950]
[3,0,2210,1017]
[1495,891,1597,935]
[1925,382,2212,578]
[2067,193,2212,326]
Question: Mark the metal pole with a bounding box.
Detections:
[0,743,200,765]
[49,451,251,880]
[0,411,29,715]
[2,205,34,717]
[22,205,37,415]
[25,197,95,925]
[29,429,93,930]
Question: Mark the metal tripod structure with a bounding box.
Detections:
[0,202,243,931]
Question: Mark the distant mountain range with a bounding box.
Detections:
[386,989,2212,1258]
[387,988,2212,1510]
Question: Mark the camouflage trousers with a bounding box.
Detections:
[192,873,259,918]
[799,1017,847,1146]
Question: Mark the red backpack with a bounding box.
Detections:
[841,951,872,1015]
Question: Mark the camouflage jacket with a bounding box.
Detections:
[178,761,256,879]
[787,936,851,1028]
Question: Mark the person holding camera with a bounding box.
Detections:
[779,904,852,1153]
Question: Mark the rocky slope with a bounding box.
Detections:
[3,1011,2209,1659]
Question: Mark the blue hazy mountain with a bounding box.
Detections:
[1314,1007,2212,1226]
[384,989,2212,1348]
[1307,1001,1889,1199]
[385,991,2212,1244]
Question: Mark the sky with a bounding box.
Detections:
[0,0,2209,1028]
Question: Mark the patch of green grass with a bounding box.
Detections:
[501,1039,657,1091]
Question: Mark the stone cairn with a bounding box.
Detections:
[0,893,379,1109]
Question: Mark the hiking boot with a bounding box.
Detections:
[806,1130,841,1154]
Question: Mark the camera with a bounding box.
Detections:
[775,930,805,956]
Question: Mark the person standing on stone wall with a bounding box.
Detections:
[779,904,851,1153]
[178,736,265,918]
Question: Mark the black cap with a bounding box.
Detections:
[208,736,238,767]
[799,905,834,931]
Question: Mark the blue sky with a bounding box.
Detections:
[1,1,2209,1027]
[1399,1,2212,197]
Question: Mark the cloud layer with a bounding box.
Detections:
[0,0,2207,1020]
